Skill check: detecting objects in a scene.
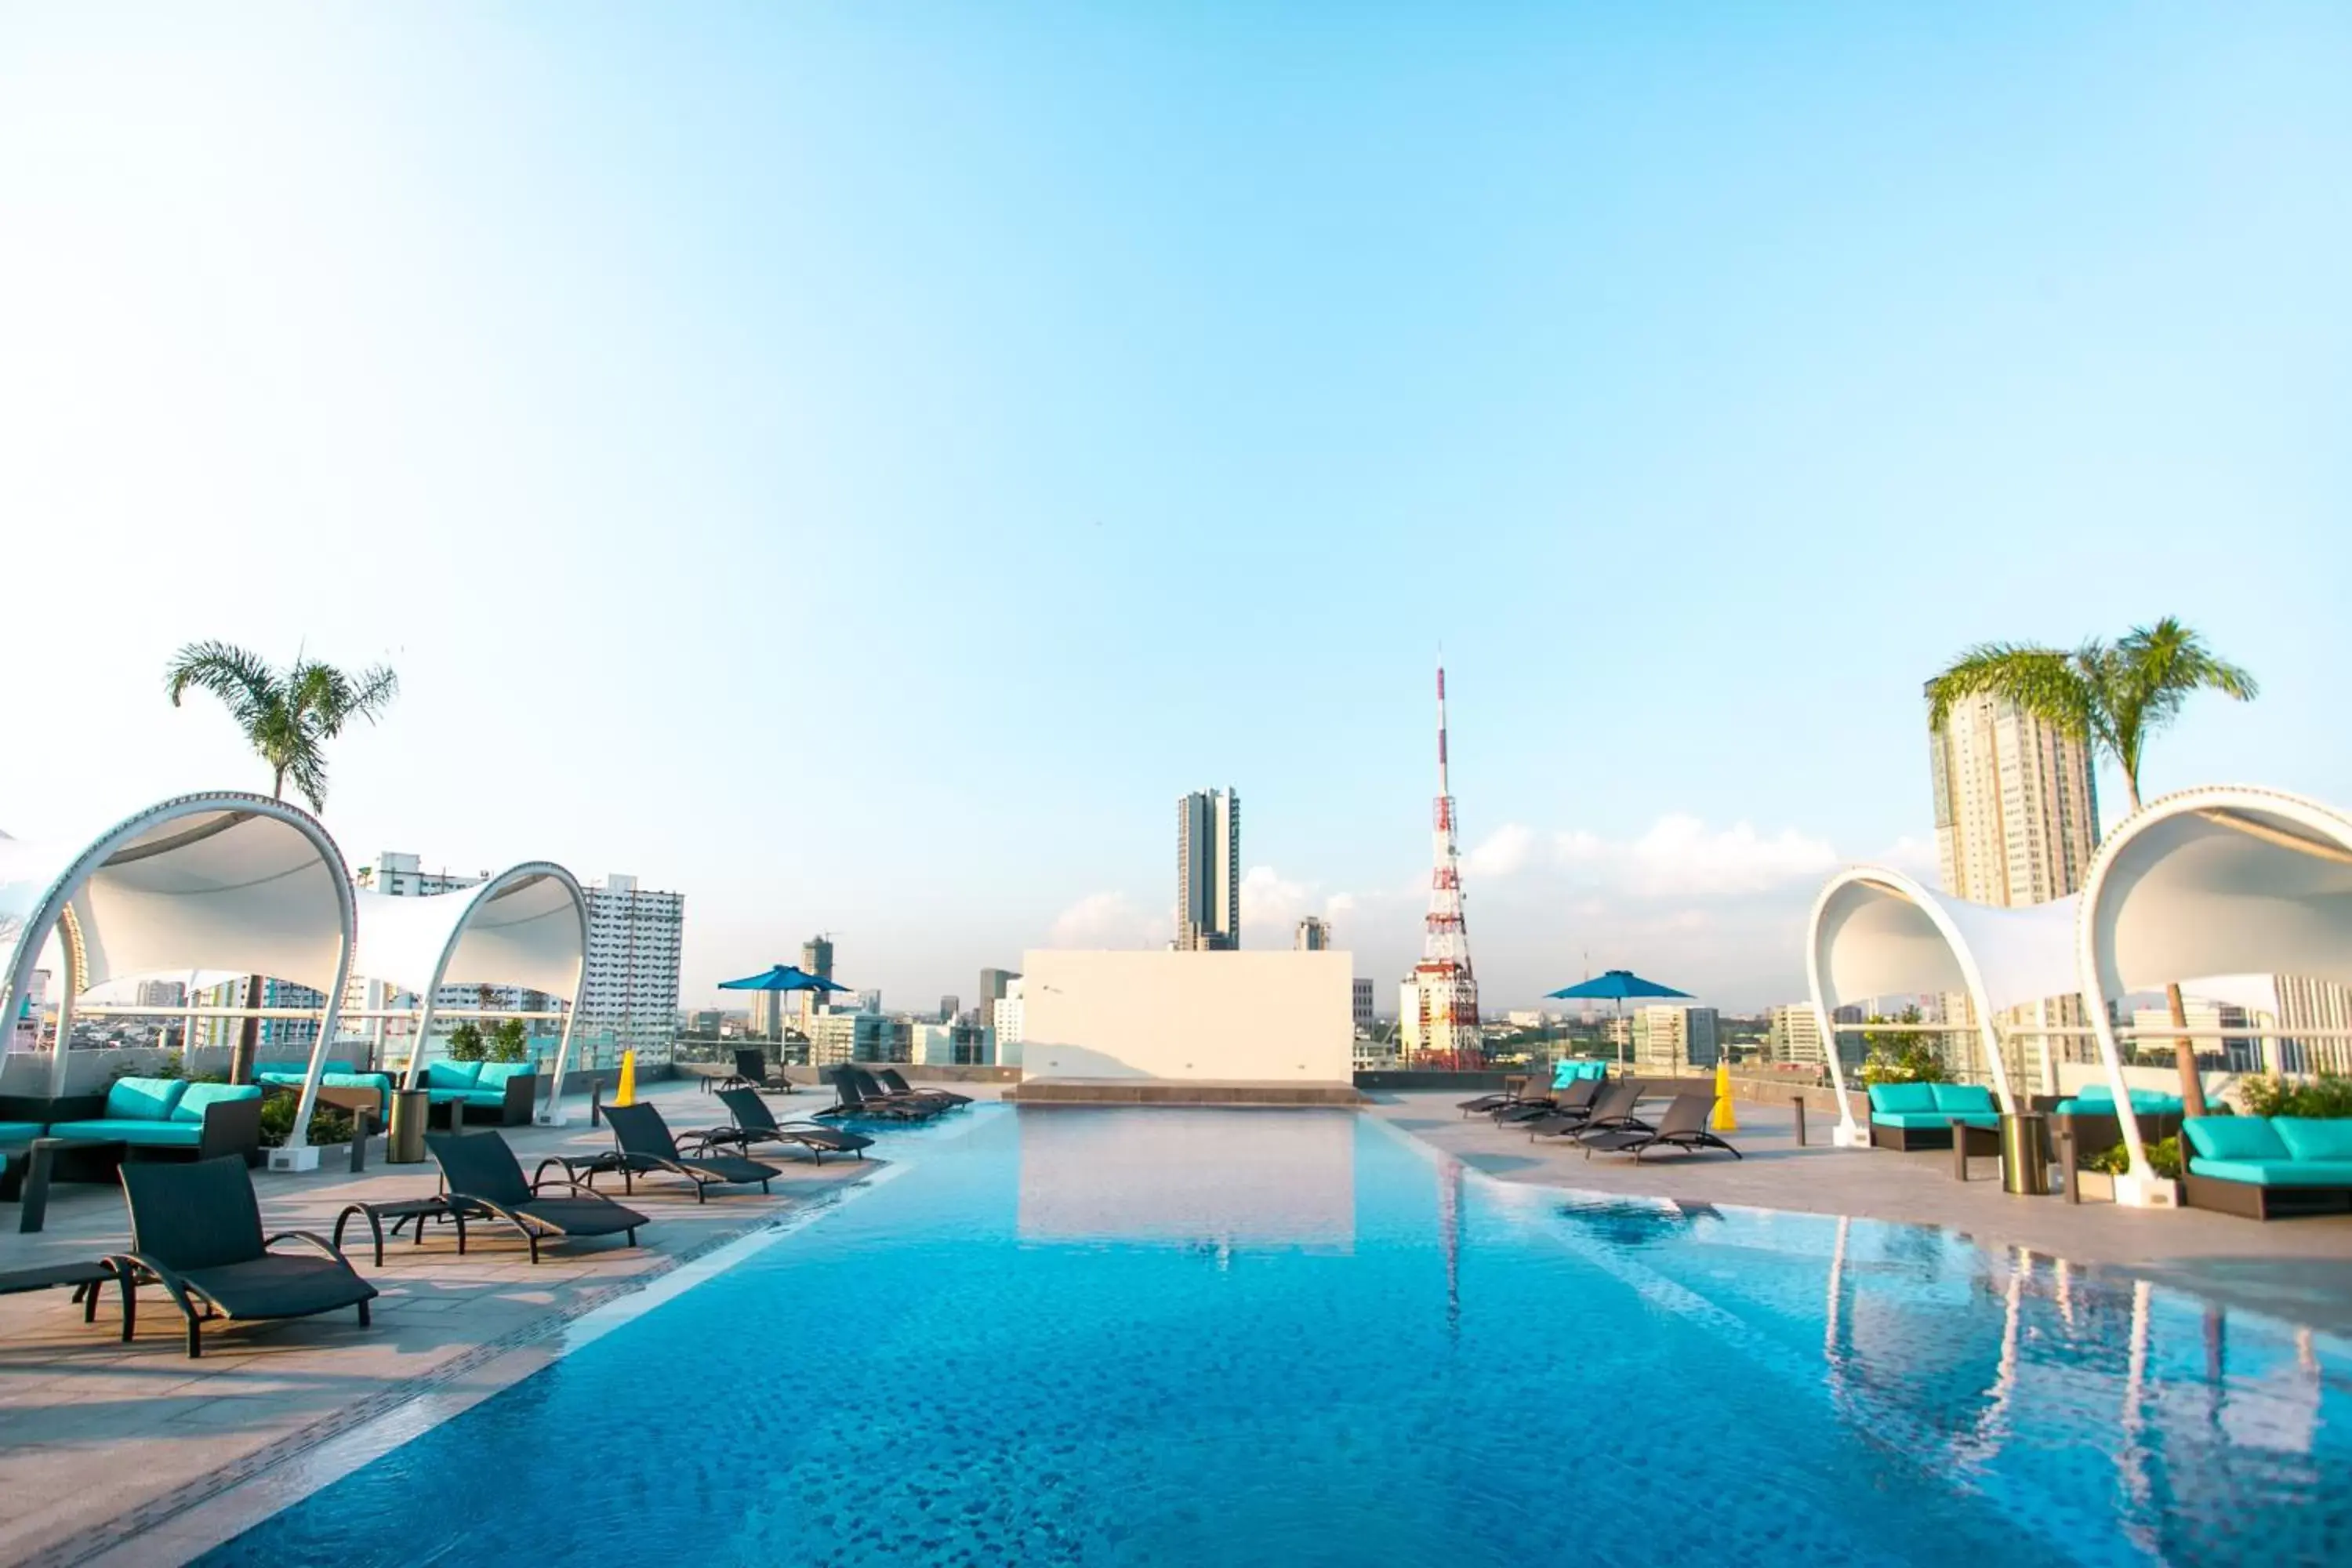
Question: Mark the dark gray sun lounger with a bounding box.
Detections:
[1458,1075,1536,1116]
[111,1155,376,1358]
[813,1069,927,1122]
[1492,1083,1565,1124]
[877,1068,968,1107]
[1580,1093,1742,1161]
[850,1068,947,1119]
[601,1102,781,1200]
[698,1087,875,1163]
[427,1129,649,1262]
[1526,1079,1617,1139]
[716,1048,794,1094]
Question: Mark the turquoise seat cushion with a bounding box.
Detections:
[1867,1083,1937,1115]
[2273,1118,2352,1162]
[474,1063,535,1089]
[321,1072,393,1112]
[2190,1157,2352,1187]
[104,1076,188,1122]
[0,1120,44,1145]
[2183,1116,2290,1163]
[2056,1091,2183,1117]
[257,1061,358,1083]
[1930,1083,1998,1115]
[49,1118,204,1148]
[424,1062,483,1091]
[172,1083,262,1123]
[1872,1110,1999,1130]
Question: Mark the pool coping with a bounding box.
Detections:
[40,1163,909,1568]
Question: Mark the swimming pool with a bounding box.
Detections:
[201,1106,2349,1566]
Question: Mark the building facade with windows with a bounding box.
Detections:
[1175,789,1240,950]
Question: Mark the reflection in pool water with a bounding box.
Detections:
[201,1106,2349,1567]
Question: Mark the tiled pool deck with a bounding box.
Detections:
[2,1082,2348,1564]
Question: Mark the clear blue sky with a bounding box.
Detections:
[5,3,2347,1011]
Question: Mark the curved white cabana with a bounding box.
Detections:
[2078,786,2352,1200]
[1806,866,2083,1140]
[0,792,357,1154]
[350,864,590,1120]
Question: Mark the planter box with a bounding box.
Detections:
[2073,1170,2115,1203]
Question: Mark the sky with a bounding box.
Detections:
[4,3,2348,1014]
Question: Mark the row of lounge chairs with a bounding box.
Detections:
[1458,1073,1742,1161]
[24,1064,975,1358]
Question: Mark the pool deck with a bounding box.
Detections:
[0,1082,884,1567]
[1367,1091,2352,1338]
[7,1082,2352,1564]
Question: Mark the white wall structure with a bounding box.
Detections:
[0,793,357,1153]
[2078,787,2352,1200]
[1017,949,1352,1081]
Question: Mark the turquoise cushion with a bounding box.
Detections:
[2190,1156,2352,1187]
[2273,1118,2352,1162]
[1550,1061,1607,1087]
[424,1062,483,1091]
[319,1072,393,1112]
[172,1083,262,1123]
[474,1062,535,1089]
[1930,1083,1997,1115]
[1873,1110,2000,1130]
[49,1119,204,1147]
[2184,1116,2290,1163]
[2071,1083,2115,1104]
[1868,1083,1937,1114]
[0,1120,44,1145]
[104,1077,187,1122]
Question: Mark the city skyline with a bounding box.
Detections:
[4,6,2347,1014]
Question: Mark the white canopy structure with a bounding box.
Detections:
[1806,866,2083,1138]
[349,864,590,1116]
[0,793,357,1131]
[2078,786,2352,1193]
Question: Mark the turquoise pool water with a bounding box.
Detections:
[203,1107,2349,1566]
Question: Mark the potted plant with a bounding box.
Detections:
[2078,1134,2182,1204]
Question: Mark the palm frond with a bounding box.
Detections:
[163,641,281,731]
[1923,641,2095,739]
[284,747,330,813]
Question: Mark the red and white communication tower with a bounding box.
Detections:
[1410,662,1480,1069]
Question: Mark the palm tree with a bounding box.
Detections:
[165,641,399,1081]
[1926,618,2256,1116]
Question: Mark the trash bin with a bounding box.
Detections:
[2000,1111,2050,1196]
[387,1088,430,1165]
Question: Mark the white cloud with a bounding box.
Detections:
[1875,835,1940,877]
[1047,891,1161,949]
[1464,822,1539,879]
[1613,814,1840,898]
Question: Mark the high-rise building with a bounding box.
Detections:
[580,874,685,1061]
[1175,789,1241,950]
[800,935,835,984]
[939,994,960,1025]
[808,1011,911,1066]
[1631,1004,1721,1071]
[1294,916,1331,952]
[1407,663,1479,1065]
[1767,1003,1836,1067]
[1929,689,2102,1067]
[2271,975,2352,1075]
[856,988,884,1015]
[134,978,187,1009]
[977,967,1019,1026]
[1352,978,1375,1028]
[1931,693,2100,907]
[992,979,1025,1066]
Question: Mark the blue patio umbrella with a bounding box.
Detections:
[718,964,851,1045]
[1546,970,1693,1069]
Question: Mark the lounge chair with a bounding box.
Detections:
[1521,1078,1609,1138]
[111,1155,376,1358]
[1579,1093,1742,1161]
[426,1130,649,1262]
[812,1069,932,1122]
[698,1088,876,1164]
[1491,1082,1566,1124]
[1533,1080,1646,1142]
[849,1068,947,1118]
[601,1102,780,1201]
[714,1048,794,1095]
[1457,1075,1534,1117]
[877,1068,968,1107]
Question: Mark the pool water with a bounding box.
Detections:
[202,1106,2350,1566]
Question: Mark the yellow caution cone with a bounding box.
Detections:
[1711,1056,1738,1132]
[615,1049,637,1107]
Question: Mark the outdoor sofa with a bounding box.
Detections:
[2180,1115,2352,1220]
[2031,1084,2186,1157]
[256,1060,398,1121]
[38,1077,266,1172]
[1866,1082,2001,1152]
[418,1061,539,1127]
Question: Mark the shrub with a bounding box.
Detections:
[2239,1073,2352,1120]
[445,1022,486,1062]
[1860,1039,1951,1087]
[487,1018,529,1064]
[2084,1135,2182,1179]
[256,1094,355,1149]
